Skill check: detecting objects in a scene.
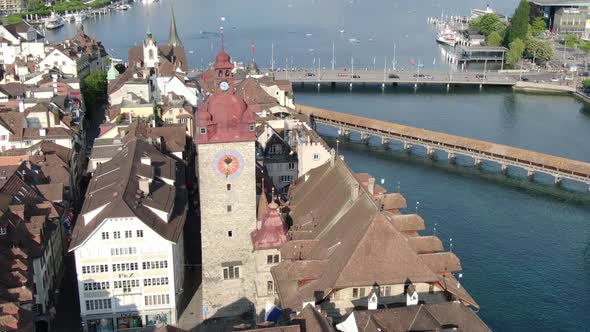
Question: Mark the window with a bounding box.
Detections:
[352,287,366,299]
[331,290,342,300]
[114,280,139,293]
[279,175,292,183]
[165,118,173,124]
[137,230,143,238]
[101,232,109,240]
[83,282,110,291]
[112,263,138,272]
[226,184,231,191]
[142,261,168,270]
[218,70,223,77]
[249,124,255,131]
[225,69,230,77]
[267,281,275,295]
[85,299,111,311]
[180,118,187,124]
[200,127,207,134]
[143,277,169,287]
[144,294,170,306]
[288,162,295,170]
[227,231,233,237]
[114,231,120,239]
[227,205,232,212]
[380,286,391,297]
[110,247,137,256]
[82,265,108,274]
[0,227,6,235]
[313,153,320,161]
[125,230,132,238]
[267,254,280,265]
[222,266,240,280]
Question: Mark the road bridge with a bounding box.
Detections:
[270,69,516,88]
[297,104,590,188]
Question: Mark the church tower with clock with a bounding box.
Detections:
[195,39,259,318]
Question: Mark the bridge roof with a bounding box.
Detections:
[298,105,590,177]
[528,0,590,6]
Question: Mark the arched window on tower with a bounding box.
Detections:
[148,49,154,60]
[218,70,223,77]
[225,69,230,77]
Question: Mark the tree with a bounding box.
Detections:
[583,79,590,89]
[486,31,503,47]
[507,38,526,64]
[530,17,546,36]
[505,0,530,44]
[469,13,508,38]
[564,34,580,48]
[525,38,554,62]
[580,41,590,53]
[82,71,107,118]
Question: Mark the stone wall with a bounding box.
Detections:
[197,141,258,319]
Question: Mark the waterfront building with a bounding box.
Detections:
[0,0,26,13]
[256,125,298,194]
[528,0,590,37]
[69,138,188,331]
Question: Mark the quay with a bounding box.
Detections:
[297,104,590,188]
[276,69,516,88]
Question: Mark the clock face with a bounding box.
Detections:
[219,81,230,91]
[213,150,244,179]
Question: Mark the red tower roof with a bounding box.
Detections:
[196,46,255,144]
[252,201,288,250]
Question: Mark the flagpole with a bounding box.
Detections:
[271,42,274,71]
[332,41,335,71]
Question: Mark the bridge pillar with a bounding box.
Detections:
[447,152,456,164]
[479,84,483,90]
[426,146,436,159]
[500,164,508,175]
[554,176,562,186]
[446,83,450,92]
[527,169,535,181]
[381,83,385,91]
[349,83,353,90]
[403,142,412,153]
[414,83,418,91]
[381,137,390,145]
[360,132,370,144]
[331,82,336,88]
[474,158,482,169]
[338,128,350,139]
[301,82,304,88]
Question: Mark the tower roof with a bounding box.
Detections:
[168,8,183,47]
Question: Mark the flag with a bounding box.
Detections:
[251,41,255,60]
[410,58,415,65]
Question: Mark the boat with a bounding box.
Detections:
[74,13,87,22]
[45,12,64,30]
[471,5,507,21]
[348,38,360,44]
[117,4,131,10]
[436,27,457,47]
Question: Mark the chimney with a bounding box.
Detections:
[18,99,24,113]
[141,156,151,166]
[367,176,375,195]
[139,178,150,194]
[127,92,133,101]
[39,128,46,137]
[406,284,418,306]
[368,291,378,310]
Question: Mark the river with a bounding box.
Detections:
[45,0,590,330]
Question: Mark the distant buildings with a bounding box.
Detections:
[0,0,27,14]
[528,0,590,37]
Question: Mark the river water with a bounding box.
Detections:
[45,0,590,330]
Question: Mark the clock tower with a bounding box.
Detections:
[195,38,258,319]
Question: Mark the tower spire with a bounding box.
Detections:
[220,16,226,51]
[168,7,183,47]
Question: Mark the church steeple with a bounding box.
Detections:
[168,8,183,47]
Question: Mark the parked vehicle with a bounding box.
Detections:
[475,74,485,79]
[337,73,348,77]
[352,74,361,78]
[388,73,400,79]
[305,72,316,77]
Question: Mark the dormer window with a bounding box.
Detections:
[0,227,6,235]
[200,127,207,134]
[249,124,255,131]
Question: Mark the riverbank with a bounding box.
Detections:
[513,81,576,93]
[3,0,114,24]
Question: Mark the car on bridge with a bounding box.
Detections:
[352,74,361,78]
[388,74,400,79]
[338,72,348,77]
[413,74,433,79]
[476,74,485,79]
[305,72,316,77]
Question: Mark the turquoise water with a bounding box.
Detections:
[296,87,590,331]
